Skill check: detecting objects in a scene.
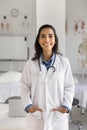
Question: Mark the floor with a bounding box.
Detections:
[69,106,87,130]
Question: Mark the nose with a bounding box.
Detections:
[45,36,49,42]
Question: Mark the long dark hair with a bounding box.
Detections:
[32,24,60,60]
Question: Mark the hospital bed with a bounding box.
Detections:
[0,71,25,116]
[74,75,87,113]
[0,71,21,103]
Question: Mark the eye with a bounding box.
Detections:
[40,34,45,38]
[49,34,54,38]
[49,35,53,38]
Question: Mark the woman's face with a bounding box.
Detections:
[38,28,55,52]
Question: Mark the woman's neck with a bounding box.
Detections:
[42,51,53,61]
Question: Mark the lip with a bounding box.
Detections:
[43,43,51,46]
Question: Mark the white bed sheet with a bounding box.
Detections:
[0,71,22,103]
[74,76,87,109]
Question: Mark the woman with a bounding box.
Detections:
[21,24,75,130]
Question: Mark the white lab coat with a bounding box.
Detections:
[21,54,75,130]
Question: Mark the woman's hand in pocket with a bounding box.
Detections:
[28,105,43,113]
[51,107,68,113]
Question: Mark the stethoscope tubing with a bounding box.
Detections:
[38,54,56,72]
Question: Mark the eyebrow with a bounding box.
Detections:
[40,33,54,35]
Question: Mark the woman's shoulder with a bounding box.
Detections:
[25,57,38,67]
[56,54,70,65]
[56,54,69,61]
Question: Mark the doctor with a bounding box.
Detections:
[21,24,75,130]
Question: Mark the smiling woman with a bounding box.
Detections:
[38,28,55,61]
[21,24,75,130]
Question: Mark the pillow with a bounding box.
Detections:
[0,71,22,83]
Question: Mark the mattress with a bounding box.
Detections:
[0,71,22,103]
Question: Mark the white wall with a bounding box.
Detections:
[0,0,65,71]
[0,0,36,71]
[66,0,87,74]
[36,0,65,55]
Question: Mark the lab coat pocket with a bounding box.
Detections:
[26,111,43,130]
[29,111,41,118]
[55,111,68,120]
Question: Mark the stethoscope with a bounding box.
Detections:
[38,54,56,72]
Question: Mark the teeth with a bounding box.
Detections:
[44,43,50,45]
